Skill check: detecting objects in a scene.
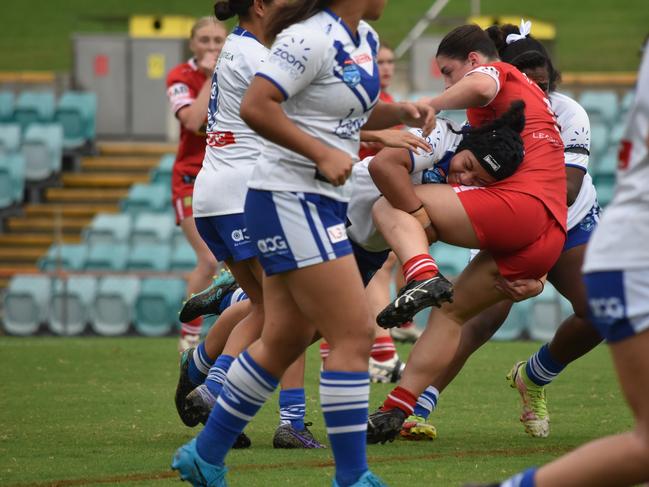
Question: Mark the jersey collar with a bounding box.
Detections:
[232,25,261,44]
[323,8,361,47]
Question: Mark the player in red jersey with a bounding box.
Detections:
[166,17,227,352]
[365,24,567,443]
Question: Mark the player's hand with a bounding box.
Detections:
[198,52,218,76]
[373,129,432,152]
[397,101,436,136]
[494,275,545,302]
[314,147,354,186]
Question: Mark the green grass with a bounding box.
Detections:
[1,1,648,72]
[0,337,632,486]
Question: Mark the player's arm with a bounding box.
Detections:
[566,166,586,206]
[363,99,436,135]
[176,80,212,133]
[360,129,431,152]
[426,71,498,112]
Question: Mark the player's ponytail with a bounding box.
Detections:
[213,0,253,21]
[266,0,331,41]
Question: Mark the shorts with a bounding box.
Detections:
[564,202,601,251]
[455,186,566,280]
[351,240,390,287]
[244,189,353,276]
[194,213,257,263]
[172,170,198,225]
[584,269,649,343]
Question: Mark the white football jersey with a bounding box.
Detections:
[584,41,649,272]
[247,9,381,202]
[193,27,268,217]
[347,120,462,251]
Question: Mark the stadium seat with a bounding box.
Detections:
[126,242,171,271]
[595,179,616,207]
[608,124,625,149]
[593,146,619,185]
[430,243,469,277]
[171,226,187,250]
[491,300,530,341]
[83,213,132,247]
[527,284,570,342]
[0,123,21,156]
[134,278,186,336]
[0,91,14,121]
[588,122,609,160]
[0,156,15,208]
[618,90,634,123]
[13,91,56,130]
[579,90,618,127]
[84,243,129,271]
[0,152,26,204]
[38,243,88,271]
[170,240,197,271]
[55,91,97,149]
[3,274,51,335]
[21,123,63,181]
[150,153,175,186]
[120,183,169,215]
[49,275,98,335]
[131,212,175,246]
[92,276,140,336]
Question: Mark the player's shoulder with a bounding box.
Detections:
[166,61,195,85]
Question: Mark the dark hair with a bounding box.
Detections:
[266,0,331,41]
[213,0,253,21]
[485,24,561,92]
[453,100,526,181]
[436,24,499,61]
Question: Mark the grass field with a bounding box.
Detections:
[0,337,632,487]
[1,1,648,72]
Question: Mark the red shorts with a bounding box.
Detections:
[454,186,566,280]
[172,168,197,225]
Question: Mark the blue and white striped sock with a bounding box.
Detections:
[218,287,249,314]
[279,388,306,431]
[196,350,278,466]
[205,354,235,398]
[413,385,439,420]
[320,370,370,486]
[188,342,215,385]
[525,344,565,386]
[501,467,537,487]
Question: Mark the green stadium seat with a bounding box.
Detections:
[134,278,186,336]
[0,153,26,205]
[14,91,55,130]
[430,243,469,277]
[120,183,169,215]
[83,213,132,247]
[527,284,572,342]
[55,91,97,149]
[2,274,51,335]
[594,146,619,184]
[22,123,63,181]
[0,157,14,207]
[150,153,175,186]
[0,91,14,121]
[131,212,175,246]
[92,276,140,336]
[38,243,88,271]
[170,240,196,271]
[0,123,21,156]
[84,243,129,270]
[579,90,618,127]
[595,179,616,207]
[126,242,171,271]
[49,275,98,335]
[609,124,625,149]
[588,122,609,160]
[171,226,187,249]
[491,300,530,341]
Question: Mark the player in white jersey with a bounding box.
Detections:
[173,1,434,486]
[470,37,649,487]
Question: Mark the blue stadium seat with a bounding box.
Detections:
[83,213,132,247]
[38,243,88,271]
[491,300,530,341]
[92,276,140,336]
[579,90,618,127]
[527,283,572,342]
[55,91,97,149]
[170,240,197,271]
[0,91,15,121]
[134,278,186,336]
[0,157,14,208]
[0,123,21,156]
[2,274,51,335]
[120,183,169,215]
[588,122,609,160]
[22,123,63,181]
[13,91,56,130]
[0,153,26,205]
[131,212,175,246]
[430,243,469,277]
[150,153,175,186]
[126,242,171,271]
[84,243,129,271]
[49,275,98,335]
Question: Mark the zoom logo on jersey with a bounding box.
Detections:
[257,236,288,254]
[231,228,249,243]
[589,297,626,324]
[270,40,309,80]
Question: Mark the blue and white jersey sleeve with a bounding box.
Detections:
[257,24,327,100]
[409,119,462,184]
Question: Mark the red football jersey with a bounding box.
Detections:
[166,58,209,178]
[466,62,567,231]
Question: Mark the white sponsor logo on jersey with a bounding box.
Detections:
[589,297,626,322]
[257,236,288,253]
[327,223,348,244]
[231,228,249,243]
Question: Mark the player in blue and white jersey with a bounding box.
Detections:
[171,1,435,485]
[473,36,649,487]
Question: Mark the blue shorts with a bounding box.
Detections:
[564,202,601,251]
[244,189,353,276]
[584,269,649,343]
[351,240,390,287]
[194,213,257,262]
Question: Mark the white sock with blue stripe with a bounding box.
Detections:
[320,370,370,486]
[413,385,439,420]
[279,388,306,430]
[205,354,234,397]
[188,342,215,385]
[196,350,279,466]
[500,467,537,487]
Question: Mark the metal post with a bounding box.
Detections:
[394,0,451,59]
